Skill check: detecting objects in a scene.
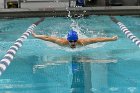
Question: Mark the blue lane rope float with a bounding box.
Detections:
[110,16,140,48]
[0,18,45,76]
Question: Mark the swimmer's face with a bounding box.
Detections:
[68,40,77,48]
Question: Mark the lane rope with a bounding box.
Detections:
[110,16,140,48]
[0,18,45,76]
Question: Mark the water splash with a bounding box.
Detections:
[67,11,72,18]
[44,14,106,51]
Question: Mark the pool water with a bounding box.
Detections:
[0,15,140,93]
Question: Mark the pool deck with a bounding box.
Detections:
[0,5,140,18]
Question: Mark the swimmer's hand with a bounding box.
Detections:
[31,31,37,37]
[31,31,49,39]
[112,35,118,41]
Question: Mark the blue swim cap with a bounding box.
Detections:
[67,30,78,41]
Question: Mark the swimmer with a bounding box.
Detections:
[31,30,118,49]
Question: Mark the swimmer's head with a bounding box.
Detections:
[67,30,78,48]
[67,30,78,41]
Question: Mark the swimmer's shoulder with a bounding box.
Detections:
[56,38,69,45]
[77,39,85,46]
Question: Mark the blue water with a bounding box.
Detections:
[0,15,140,93]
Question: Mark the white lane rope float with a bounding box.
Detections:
[110,16,140,48]
[0,18,45,76]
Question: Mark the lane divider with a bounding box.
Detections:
[110,16,140,48]
[0,18,45,76]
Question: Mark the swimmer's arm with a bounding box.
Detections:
[32,31,67,45]
[32,31,49,40]
[79,36,118,45]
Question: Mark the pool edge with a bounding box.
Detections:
[0,6,140,18]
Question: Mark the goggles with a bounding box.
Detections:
[69,40,77,43]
